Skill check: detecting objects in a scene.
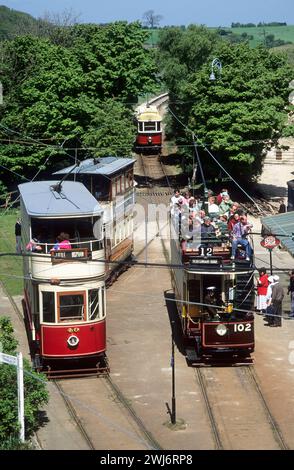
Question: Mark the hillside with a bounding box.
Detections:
[214,25,294,47]
[0,4,38,39]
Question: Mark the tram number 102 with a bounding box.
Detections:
[233,323,252,333]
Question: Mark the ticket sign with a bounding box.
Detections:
[260,235,280,250]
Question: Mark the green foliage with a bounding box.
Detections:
[0,22,157,185]
[82,99,136,156]
[0,317,48,444]
[157,25,219,95]
[162,39,292,180]
[0,316,18,353]
[0,5,38,40]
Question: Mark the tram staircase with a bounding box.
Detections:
[234,273,255,314]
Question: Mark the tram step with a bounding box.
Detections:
[186,347,199,362]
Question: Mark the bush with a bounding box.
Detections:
[0,317,49,445]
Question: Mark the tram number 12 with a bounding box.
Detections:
[199,246,213,257]
[233,323,252,333]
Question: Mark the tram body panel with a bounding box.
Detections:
[40,321,106,358]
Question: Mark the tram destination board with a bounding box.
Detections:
[51,248,89,263]
[190,258,220,265]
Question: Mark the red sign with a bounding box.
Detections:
[260,235,280,250]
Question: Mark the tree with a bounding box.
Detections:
[0,317,48,447]
[166,41,293,180]
[142,10,163,28]
[0,22,157,185]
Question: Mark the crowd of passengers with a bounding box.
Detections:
[170,188,253,260]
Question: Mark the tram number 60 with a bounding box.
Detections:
[233,323,252,333]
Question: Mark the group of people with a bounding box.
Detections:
[170,188,253,260]
[25,232,72,252]
[256,268,294,327]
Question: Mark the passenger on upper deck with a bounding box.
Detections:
[201,216,216,240]
[227,212,240,232]
[58,232,72,250]
[230,216,253,261]
[208,196,220,218]
[219,195,233,216]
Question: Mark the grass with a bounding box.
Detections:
[210,25,294,47]
[0,210,23,296]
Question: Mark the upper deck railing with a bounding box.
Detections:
[171,212,254,270]
[25,238,105,280]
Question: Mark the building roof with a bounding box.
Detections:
[18,181,103,218]
[53,157,135,177]
[261,211,294,257]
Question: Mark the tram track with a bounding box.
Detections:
[194,365,289,450]
[54,375,162,450]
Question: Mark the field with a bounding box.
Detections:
[0,211,23,296]
[145,25,294,48]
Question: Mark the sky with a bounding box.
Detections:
[1,0,294,26]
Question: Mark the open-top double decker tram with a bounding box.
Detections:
[170,210,255,364]
[19,180,108,376]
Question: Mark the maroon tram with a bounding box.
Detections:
[170,208,255,364]
[19,181,107,375]
[135,104,162,154]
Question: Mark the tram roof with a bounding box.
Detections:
[18,181,103,218]
[261,211,294,257]
[53,157,135,177]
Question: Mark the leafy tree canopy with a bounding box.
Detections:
[160,35,293,180]
[0,22,157,186]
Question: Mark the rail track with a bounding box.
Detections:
[55,375,162,450]
[195,366,289,450]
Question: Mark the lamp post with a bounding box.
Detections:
[209,58,222,81]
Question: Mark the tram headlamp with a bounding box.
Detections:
[67,335,79,348]
[215,324,227,336]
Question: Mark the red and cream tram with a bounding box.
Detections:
[170,210,255,363]
[19,180,107,375]
[135,104,162,153]
[53,156,136,286]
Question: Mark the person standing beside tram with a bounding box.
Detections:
[256,268,269,315]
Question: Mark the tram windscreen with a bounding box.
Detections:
[42,292,55,323]
[59,294,85,321]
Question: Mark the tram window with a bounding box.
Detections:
[144,122,156,131]
[88,289,99,320]
[42,292,55,323]
[58,293,86,322]
[139,122,143,132]
[188,279,200,302]
[156,122,161,131]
